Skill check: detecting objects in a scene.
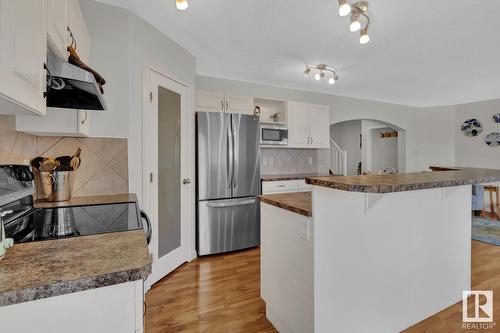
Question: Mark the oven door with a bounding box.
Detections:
[260,126,288,145]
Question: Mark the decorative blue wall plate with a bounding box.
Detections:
[461,119,483,137]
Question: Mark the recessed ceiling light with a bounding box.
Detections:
[176,0,188,10]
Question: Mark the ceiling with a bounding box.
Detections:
[97,0,500,107]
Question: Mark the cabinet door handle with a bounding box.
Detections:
[81,110,88,125]
[226,100,229,111]
[311,137,313,144]
[221,100,224,110]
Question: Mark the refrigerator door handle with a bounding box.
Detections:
[227,119,234,193]
[206,199,256,208]
[232,116,239,190]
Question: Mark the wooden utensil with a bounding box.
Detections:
[70,148,82,170]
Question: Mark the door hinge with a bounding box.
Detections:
[150,172,153,183]
[149,91,153,102]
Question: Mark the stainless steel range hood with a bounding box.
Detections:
[45,49,106,111]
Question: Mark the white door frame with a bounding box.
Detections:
[142,65,195,290]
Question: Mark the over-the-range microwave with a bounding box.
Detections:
[260,124,288,146]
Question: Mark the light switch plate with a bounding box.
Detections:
[262,157,268,165]
[308,157,313,165]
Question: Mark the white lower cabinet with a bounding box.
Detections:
[0,280,145,333]
[16,108,91,136]
[262,179,311,194]
[261,203,314,333]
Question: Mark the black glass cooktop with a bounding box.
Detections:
[4,202,143,244]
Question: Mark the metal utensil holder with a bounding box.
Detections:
[40,170,76,202]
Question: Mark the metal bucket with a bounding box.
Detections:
[40,171,75,202]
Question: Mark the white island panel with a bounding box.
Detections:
[313,185,471,333]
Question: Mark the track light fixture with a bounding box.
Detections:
[338,0,351,17]
[303,64,339,86]
[176,0,188,10]
[338,1,371,44]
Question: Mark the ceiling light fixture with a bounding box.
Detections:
[338,0,352,16]
[304,64,339,86]
[359,27,370,44]
[349,14,361,32]
[338,1,371,44]
[176,0,188,10]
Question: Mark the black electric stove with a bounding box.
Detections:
[0,165,150,244]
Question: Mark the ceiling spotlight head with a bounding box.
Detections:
[338,0,351,17]
[359,27,370,44]
[328,77,335,85]
[349,14,361,32]
[303,66,311,76]
[176,0,188,10]
[314,73,321,81]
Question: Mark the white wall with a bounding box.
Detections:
[455,99,500,169]
[330,120,362,175]
[197,75,435,172]
[80,1,196,203]
[417,106,456,170]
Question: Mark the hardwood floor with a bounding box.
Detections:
[145,241,500,333]
[145,248,276,333]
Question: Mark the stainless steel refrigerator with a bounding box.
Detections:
[196,112,260,255]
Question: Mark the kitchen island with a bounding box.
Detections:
[0,194,151,333]
[261,167,500,333]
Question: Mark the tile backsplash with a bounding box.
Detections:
[0,115,128,198]
[261,148,329,175]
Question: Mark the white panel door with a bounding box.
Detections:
[287,101,310,147]
[47,0,68,58]
[310,104,330,148]
[0,0,47,115]
[196,90,224,112]
[145,70,191,289]
[226,94,254,114]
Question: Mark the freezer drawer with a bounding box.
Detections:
[197,197,260,255]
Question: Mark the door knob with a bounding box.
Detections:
[183,178,191,185]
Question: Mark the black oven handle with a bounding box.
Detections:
[140,209,151,245]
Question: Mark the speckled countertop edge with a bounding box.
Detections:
[305,167,500,193]
[259,192,312,217]
[0,265,151,306]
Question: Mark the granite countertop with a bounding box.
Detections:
[259,191,312,217]
[306,167,500,193]
[261,173,330,182]
[0,194,151,306]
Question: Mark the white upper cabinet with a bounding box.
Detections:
[196,90,254,114]
[309,104,330,147]
[47,0,68,59]
[0,0,48,116]
[225,94,254,114]
[287,102,310,146]
[287,102,330,148]
[196,91,225,112]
